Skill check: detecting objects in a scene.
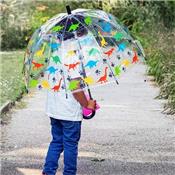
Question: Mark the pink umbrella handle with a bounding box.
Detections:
[83,109,96,120]
[82,94,100,119]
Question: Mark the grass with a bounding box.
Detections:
[138,25,175,114]
[0,51,26,107]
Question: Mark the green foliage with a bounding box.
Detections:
[29,1,65,31]
[1,27,29,50]
[0,51,26,106]
[145,28,175,114]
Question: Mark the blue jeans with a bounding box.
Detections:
[42,117,82,175]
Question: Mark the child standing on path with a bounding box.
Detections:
[42,83,96,175]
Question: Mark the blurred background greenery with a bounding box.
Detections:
[0,0,175,114]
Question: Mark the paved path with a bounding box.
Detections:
[1,63,175,175]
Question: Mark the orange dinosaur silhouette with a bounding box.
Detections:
[104,48,115,57]
[97,67,108,83]
[64,62,80,71]
[52,78,62,92]
[132,51,139,63]
[32,61,44,70]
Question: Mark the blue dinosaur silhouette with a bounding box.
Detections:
[46,66,58,74]
[85,60,99,69]
[99,22,112,33]
[49,43,61,50]
[117,42,126,52]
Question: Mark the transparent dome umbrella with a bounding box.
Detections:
[22,6,145,119]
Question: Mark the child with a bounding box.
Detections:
[42,75,96,175]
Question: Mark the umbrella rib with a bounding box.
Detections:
[59,17,70,98]
[73,31,93,98]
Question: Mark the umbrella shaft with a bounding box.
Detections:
[74,31,93,100]
[87,88,93,100]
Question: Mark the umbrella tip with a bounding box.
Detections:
[66,5,71,15]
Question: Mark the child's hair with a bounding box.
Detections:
[56,16,88,41]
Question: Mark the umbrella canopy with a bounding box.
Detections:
[23,7,145,97]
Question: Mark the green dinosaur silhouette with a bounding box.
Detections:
[68,23,80,32]
[68,80,79,91]
[114,65,121,76]
[52,55,61,64]
[29,79,38,88]
[88,48,100,56]
[84,16,92,25]
[113,32,123,41]
[52,25,64,32]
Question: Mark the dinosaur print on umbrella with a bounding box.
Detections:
[49,43,61,50]
[121,59,130,67]
[52,78,62,92]
[41,80,50,89]
[117,42,126,52]
[68,79,79,91]
[35,43,46,57]
[32,61,44,70]
[114,65,121,76]
[52,55,62,64]
[68,23,80,32]
[97,67,108,83]
[104,48,115,57]
[64,62,80,71]
[84,16,92,25]
[99,21,112,33]
[98,31,107,47]
[88,48,100,56]
[46,66,58,74]
[46,66,58,79]
[101,38,108,47]
[132,51,139,63]
[51,25,64,32]
[29,79,38,88]
[66,50,76,57]
[85,60,99,69]
[113,32,124,41]
[83,76,95,85]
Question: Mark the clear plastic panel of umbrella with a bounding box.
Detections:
[23,8,145,96]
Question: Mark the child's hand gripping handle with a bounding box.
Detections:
[83,88,98,119]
